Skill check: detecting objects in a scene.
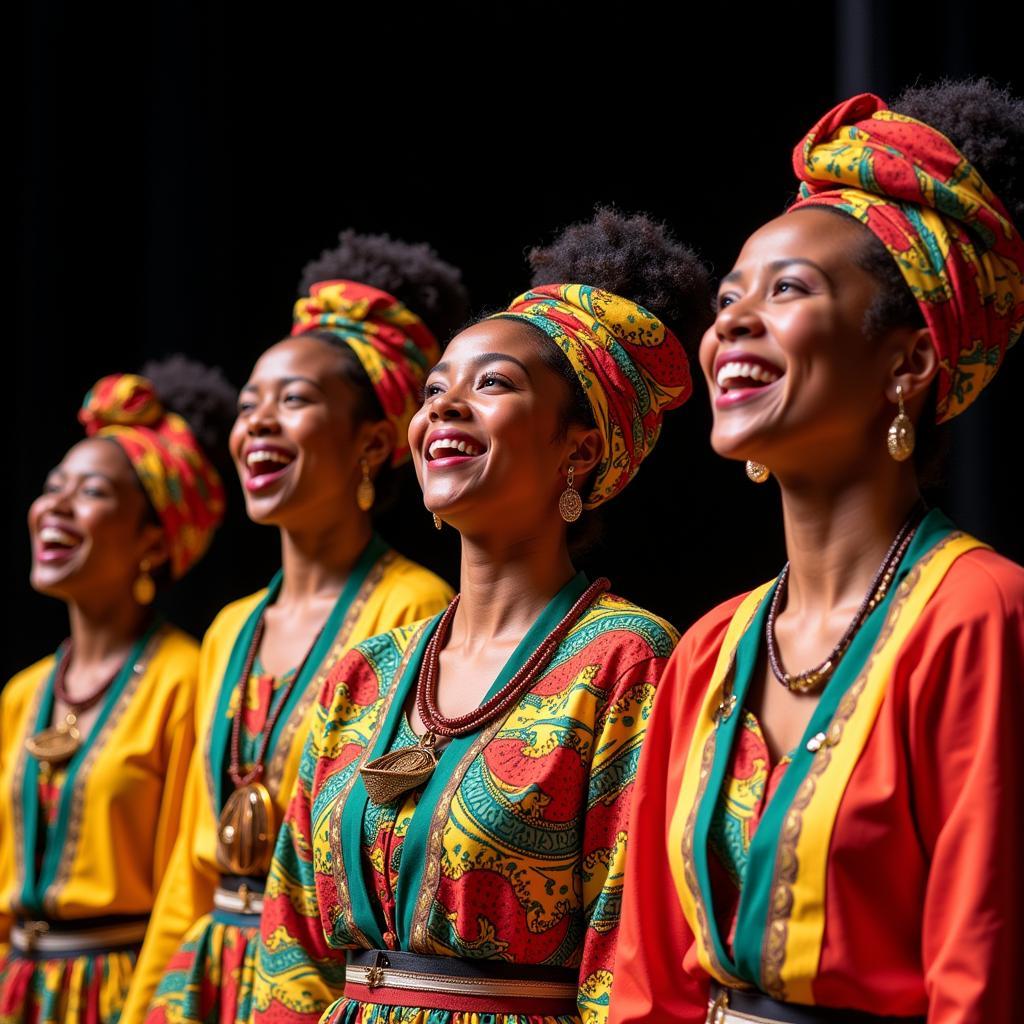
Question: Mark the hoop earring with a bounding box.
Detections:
[432,513,443,531]
[133,559,156,606]
[559,466,583,523]
[887,384,915,462]
[745,461,770,484]
[356,457,375,511]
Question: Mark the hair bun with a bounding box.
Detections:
[78,374,165,436]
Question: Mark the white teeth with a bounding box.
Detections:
[428,438,482,459]
[716,361,782,389]
[246,450,293,469]
[40,526,80,547]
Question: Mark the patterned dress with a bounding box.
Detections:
[254,572,679,1024]
[123,539,453,1024]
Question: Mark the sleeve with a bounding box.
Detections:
[370,565,452,635]
[576,629,687,1024]
[909,566,1024,1024]
[120,749,218,1024]
[608,633,713,1024]
[253,678,348,1024]
[151,675,198,887]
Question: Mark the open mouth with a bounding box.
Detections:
[244,446,296,492]
[714,353,784,407]
[425,431,486,468]
[36,525,83,563]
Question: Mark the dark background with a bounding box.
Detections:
[10,1,1024,679]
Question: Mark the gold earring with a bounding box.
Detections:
[133,559,156,605]
[559,466,583,523]
[887,384,915,462]
[745,461,770,484]
[356,457,375,511]
[432,513,443,531]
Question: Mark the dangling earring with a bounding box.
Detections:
[745,461,770,484]
[356,457,375,511]
[432,512,443,531]
[133,559,155,605]
[559,465,583,523]
[887,384,915,462]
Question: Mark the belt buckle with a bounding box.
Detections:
[23,920,50,953]
[706,989,730,1024]
[366,950,390,990]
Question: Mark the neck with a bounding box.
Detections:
[66,597,151,666]
[452,527,577,647]
[277,512,374,605]
[777,466,922,615]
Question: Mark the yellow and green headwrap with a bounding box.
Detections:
[490,284,692,507]
[292,279,441,465]
[79,374,226,579]
[790,92,1024,422]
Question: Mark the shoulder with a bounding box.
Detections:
[151,624,200,672]
[925,545,1024,619]
[201,589,267,647]
[3,653,57,711]
[376,552,454,609]
[573,591,680,659]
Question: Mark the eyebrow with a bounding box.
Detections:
[239,375,326,394]
[428,353,532,379]
[720,258,834,289]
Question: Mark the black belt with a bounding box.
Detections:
[709,985,926,1024]
[345,949,579,1014]
[12,913,150,959]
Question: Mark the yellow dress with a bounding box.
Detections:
[0,623,200,1024]
[122,537,452,1024]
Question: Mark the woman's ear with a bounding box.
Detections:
[138,523,171,575]
[564,425,603,482]
[359,418,398,476]
[888,327,939,407]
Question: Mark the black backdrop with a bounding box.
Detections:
[10,1,1024,680]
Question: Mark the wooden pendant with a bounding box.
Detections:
[360,734,438,806]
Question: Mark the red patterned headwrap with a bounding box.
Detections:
[789,92,1024,422]
[291,279,441,465]
[79,374,226,579]
[489,284,692,507]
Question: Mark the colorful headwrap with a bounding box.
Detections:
[79,374,226,579]
[789,92,1024,422]
[489,284,692,508]
[291,279,441,465]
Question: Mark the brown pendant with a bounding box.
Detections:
[24,714,81,766]
[217,781,277,876]
[360,733,438,806]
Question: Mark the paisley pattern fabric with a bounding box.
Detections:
[490,285,692,507]
[254,584,679,1024]
[79,373,225,578]
[790,92,1024,422]
[292,280,441,466]
[0,948,138,1024]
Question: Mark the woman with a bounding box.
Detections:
[252,209,714,1024]
[0,360,232,1024]
[610,82,1024,1023]
[122,232,464,1024]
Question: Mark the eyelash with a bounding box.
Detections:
[717,278,807,309]
[422,372,514,399]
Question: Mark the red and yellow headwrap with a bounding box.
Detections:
[291,279,441,465]
[79,374,226,579]
[489,284,692,507]
[789,92,1024,422]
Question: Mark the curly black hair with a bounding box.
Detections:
[141,355,236,474]
[523,207,713,436]
[297,231,470,514]
[299,229,470,343]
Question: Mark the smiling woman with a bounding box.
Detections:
[250,208,714,1024]
[120,232,463,1024]
[610,80,1024,1024]
[0,359,232,1024]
